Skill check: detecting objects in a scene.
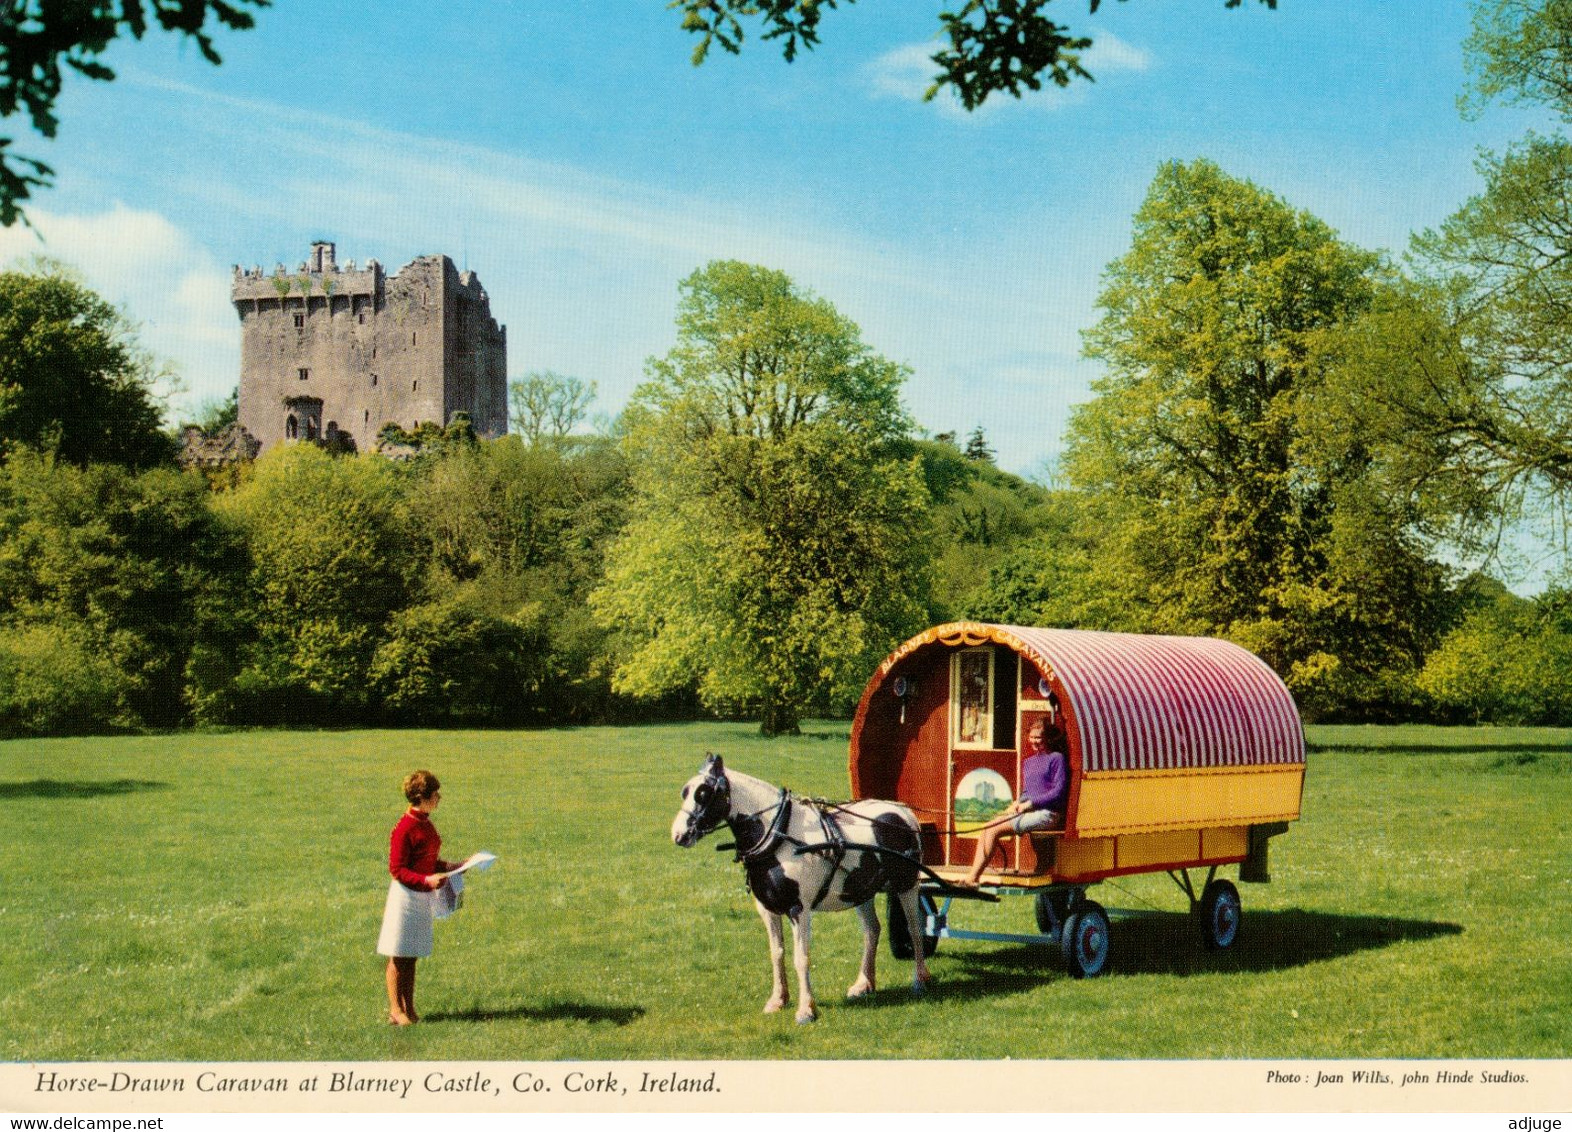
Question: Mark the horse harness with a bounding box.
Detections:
[709,787,857,911]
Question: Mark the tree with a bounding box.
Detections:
[1303,279,1513,560]
[1377,1,1572,572]
[0,263,174,468]
[396,432,631,720]
[0,1,266,226]
[1066,159,1453,714]
[963,424,995,463]
[672,0,1275,110]
[912,435,1065,618]
[592,260,931,735]
[192,384,239,433]
[0,447,243,734]
[1418,580,1572,724]
[214,443,415,723]
[508,370,596,443]
[1400,3,1572,519]
[1461,0,1572,118]
[370,598,549,725]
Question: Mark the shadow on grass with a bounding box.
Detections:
[896,909,1465,1001]
[1308,739,1572,755]
[423,1001,645,1026]
[0,778,170,799]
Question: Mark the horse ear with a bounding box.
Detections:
[703,752,724,774]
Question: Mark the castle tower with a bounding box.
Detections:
[231,244,508,454]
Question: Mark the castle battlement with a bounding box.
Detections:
[232,242,384,303]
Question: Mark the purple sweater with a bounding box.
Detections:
[1021,750,1068,811]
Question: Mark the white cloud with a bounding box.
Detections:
[0,204,240,418]
[865,32,1152,116]
[1084,33,1152,76]
[867,43,941,103]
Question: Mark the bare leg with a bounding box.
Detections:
[755,900,789,1014]
[787,910,818,1024]
[396,957,419,1024]
[386,958,415,1025]
[963,817,1014,885]
[847,900,879,999]
[896,886,933,993]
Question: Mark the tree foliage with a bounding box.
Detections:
[0,0,266,226]
[192,384,239,433]
[397,433,630,721]
[912,435,1064,619]
[1461,0,1572,118]
[1065,159,1454,713]
[671,0,1275,110]
[214,443,415,723]
[508,370,596,444]
[1384,1,1572,568]
[0,448,242,735]
[0,263,174,468]
[1419,581,1572,724]
[593,261,931,734]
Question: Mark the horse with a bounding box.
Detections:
[670,753,932,1024]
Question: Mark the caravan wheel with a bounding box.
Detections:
[1197,878,1241,950]
[1061,900,1110,978]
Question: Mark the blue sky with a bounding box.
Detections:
[0,1,1547,485]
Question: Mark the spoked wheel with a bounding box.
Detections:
[887,891,939,960]
[1197,878,1242,950]
[1061,900,1110,978]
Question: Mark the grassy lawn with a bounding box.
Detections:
[2,721,1568,1061]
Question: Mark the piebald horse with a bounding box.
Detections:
[671,753,932,1024]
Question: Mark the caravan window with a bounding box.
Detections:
[951,648,993,749]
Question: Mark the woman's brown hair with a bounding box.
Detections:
[402,769,441,804]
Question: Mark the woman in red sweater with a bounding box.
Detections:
[376,769,462,1025]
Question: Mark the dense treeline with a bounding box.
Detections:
[8,3,1572,736]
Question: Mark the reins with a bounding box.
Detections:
[700,784,981,901]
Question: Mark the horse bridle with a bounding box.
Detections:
[687,764,794,862]
[686,763,734,840]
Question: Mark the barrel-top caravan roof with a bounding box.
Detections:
[855,622,1305,773]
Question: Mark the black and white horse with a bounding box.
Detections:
[671,753,932,1023]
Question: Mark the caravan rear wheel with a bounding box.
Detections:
[1197,878,1241,950]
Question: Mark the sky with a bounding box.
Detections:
[0,0,1551,487]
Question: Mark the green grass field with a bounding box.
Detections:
[3,722,1568,1061]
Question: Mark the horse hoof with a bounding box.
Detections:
[763,1000,787,1015]
[795,1007,819,1025]
[846,982,874,1000]
[910,980,928,997]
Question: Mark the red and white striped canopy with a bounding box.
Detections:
[887,623,1305,773]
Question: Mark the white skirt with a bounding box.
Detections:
[376,879,435,958]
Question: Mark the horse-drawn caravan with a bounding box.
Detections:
[670,619,1304,1019]
[848,621,1306,977]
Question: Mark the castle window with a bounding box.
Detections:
[286,415,298,440]
[412,331,417,346]
[364,410,369,424]
[358,312,365,325]
[413,380,419,392]
[294,314,304,329]
[298,368,310,381]
[371,373,378,387]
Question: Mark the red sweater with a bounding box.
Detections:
[389,809,453,890]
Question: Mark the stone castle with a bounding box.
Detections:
[231,242,507,454]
